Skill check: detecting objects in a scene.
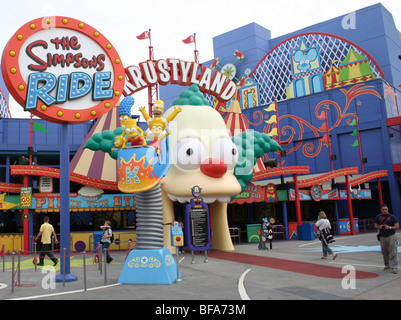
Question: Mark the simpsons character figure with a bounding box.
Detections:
[139,100,182,154]
[116,118,147,149]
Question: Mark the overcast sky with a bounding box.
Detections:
[1,0,400,119]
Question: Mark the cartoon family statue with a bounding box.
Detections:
[115,96,181,154]
[84,85,282,284]
[139,101,182,155]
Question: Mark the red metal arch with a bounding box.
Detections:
[250,32,384,106]
[251,32,384,78]
[0,88,11,118]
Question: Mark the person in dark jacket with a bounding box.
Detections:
[374,203,399,274]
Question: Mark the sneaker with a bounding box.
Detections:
[53,259,58,266]
[332,253,338,260]
[384,266,390,270]
[392,268,398,274]
[36,262,44,266]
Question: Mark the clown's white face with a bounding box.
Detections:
[161,105,241,203]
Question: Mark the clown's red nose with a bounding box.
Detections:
[200,158,227,178]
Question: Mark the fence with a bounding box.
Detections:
[0,234,23,253]
[1,239,136,294]
[0,230,138,255]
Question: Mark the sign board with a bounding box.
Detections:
[124,59,237,102]
[39,176,53,193]
[32,193,135,210]
[339,189,372,200]
[288,188,372,201]
[184,197,211,251]
[20,187,32,208]
[1,16,125,124]
[230,183,278,204]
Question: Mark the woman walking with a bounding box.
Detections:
[316,211,338,260]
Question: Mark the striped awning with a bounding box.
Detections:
[223,100,266,173]
[35,206,136,213]
[224,100,249,136]
[70,104,121,184]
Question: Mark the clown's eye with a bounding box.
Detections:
[212,138,238,169]
[174,138,206,170]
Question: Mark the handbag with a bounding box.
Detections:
[320,228,335,245]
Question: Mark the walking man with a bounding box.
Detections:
[35,216,58,266]
[374,203,399,274]
[100,221,113,263]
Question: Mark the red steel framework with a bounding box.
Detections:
[0,88,11,118]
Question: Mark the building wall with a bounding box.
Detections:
[0,118,92,183]
[160,4,401,105]
[158,3,401,222]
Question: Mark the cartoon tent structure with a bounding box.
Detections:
[338,48,376,83]
[323,48,376,89]
[224,99,266,173]
[323,61,340,90]
[69,104,120,188]
[224,99,248,136]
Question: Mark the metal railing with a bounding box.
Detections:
[229,227,241,244]
[3,241,135,294]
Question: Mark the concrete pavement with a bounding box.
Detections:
[0,231,399,302]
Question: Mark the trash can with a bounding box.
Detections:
[247,224,261,243]
[93,231,104,252]
[298,222,315,241]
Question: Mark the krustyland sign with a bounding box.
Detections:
[124,59,237,101]
[1,16,125,124]
[2,16,236,124]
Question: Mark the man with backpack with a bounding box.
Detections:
[374,203,399,274]
[100,221,113,263]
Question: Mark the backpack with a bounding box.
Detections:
[102,228,114,243]
[109,229,114,243]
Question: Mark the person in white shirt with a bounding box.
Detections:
[315,211,338,260]
[100,221,113,263]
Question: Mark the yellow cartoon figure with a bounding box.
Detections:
[118,118,147,149]
[113,134,125,150]
[119,96,135,128]
[139,100,182,154]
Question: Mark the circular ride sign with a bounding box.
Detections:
[1,16,125,124]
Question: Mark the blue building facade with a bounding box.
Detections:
[0,3,400,239]
[160,3,401,232]
[0,119,90,181]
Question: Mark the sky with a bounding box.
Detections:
[0,0,400,119]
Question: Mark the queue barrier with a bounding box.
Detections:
[3,239,136,294]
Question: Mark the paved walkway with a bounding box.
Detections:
[0,231,399,302]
